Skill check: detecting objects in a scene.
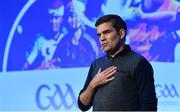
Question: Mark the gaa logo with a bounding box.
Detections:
[156,84,179,98]
[36,84,77,110]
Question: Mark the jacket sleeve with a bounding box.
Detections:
[134,59,158,111]
[77,62,96,111]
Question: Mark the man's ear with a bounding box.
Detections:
[119,29,125,40]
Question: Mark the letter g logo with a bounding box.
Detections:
[156,84,179,98]
[36,84,77,110]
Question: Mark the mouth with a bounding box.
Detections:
[101,43,108,48]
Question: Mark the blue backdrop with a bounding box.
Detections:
[0,0,180,111]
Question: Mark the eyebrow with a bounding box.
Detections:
[97,29,112,36]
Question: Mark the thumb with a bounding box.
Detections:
[98,68,101,74]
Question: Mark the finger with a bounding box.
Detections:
[102,66,116,74]
[106,66,117,74]
[98,68,101,74]
[103,67,117,76]
[106,69,117,79]
[106,76,115,83]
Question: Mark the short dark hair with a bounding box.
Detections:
[95,14,127,41]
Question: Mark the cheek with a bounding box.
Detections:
[111,37,120,47]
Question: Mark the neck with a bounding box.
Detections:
[109,44,125,58]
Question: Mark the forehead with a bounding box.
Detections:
[96,22,114,33]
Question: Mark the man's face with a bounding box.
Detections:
[68,12,80,29]
[49,15,63,32]
[97,22,122,53]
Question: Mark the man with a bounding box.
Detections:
[78,14,157,111]
[54,10,98,67]
[24,0,67,69]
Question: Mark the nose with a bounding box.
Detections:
[99,34,106,42]
[52,18,56,23]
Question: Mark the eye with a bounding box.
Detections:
[97,33,101,37]
[107,30,112,33]
[103,30,112,36]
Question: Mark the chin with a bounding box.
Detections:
[103,49,111,53]
[102,47,107,51]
